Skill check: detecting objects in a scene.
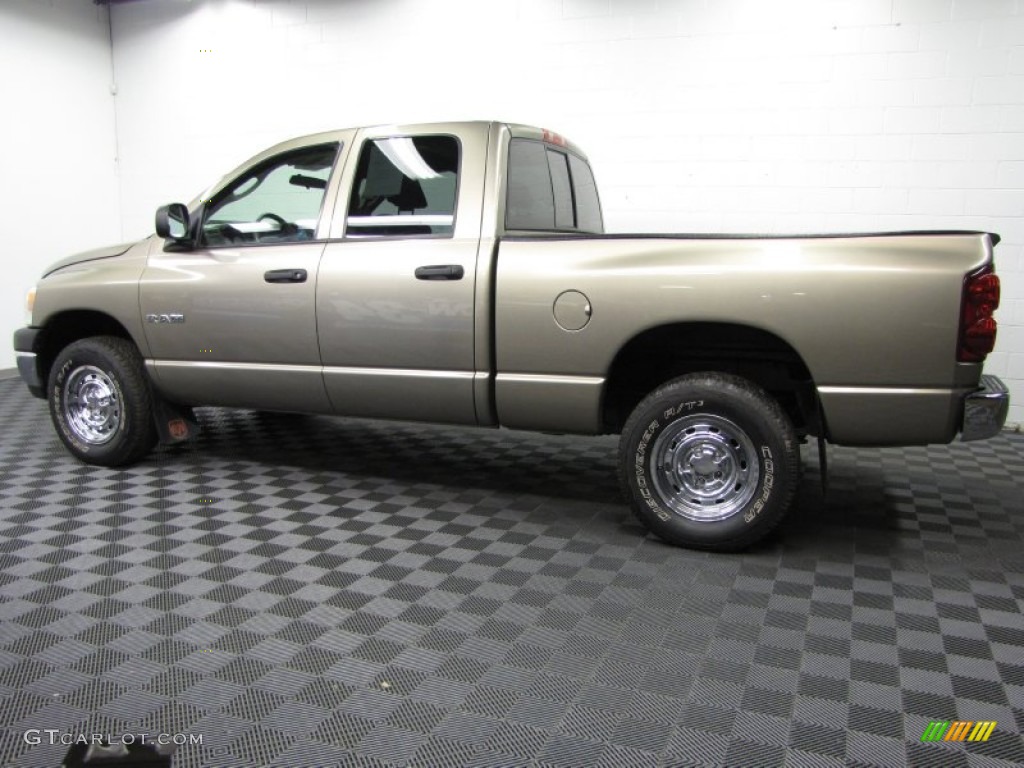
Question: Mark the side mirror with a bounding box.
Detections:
[155,203,190,241]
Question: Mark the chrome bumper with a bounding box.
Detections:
[961,375,1009,442]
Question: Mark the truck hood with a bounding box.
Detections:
[43,241,137,277]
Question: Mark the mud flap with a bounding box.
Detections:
[151,396,200,445]
[800,383,829,496]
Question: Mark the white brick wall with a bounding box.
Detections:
[15,0,1024,428]
[0,0,120,370]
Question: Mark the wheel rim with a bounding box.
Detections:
[63,365,122,445]
[650,414,760,522]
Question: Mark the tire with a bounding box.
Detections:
[618,372,799,551]
[47,336,158,467]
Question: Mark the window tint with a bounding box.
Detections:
[569,154,603,232]
[201,143,337,246]
[505,138,603,233]
[506,140,554,230]
[547,150,574,229]
[347,135,459,237]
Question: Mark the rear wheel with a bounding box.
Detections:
[619,372,799,551]
[47,336,157,466]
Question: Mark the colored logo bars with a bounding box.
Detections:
[921,721,997,743]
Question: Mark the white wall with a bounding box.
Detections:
[107,0,1024,427]
[0,0,121,370]
[11,0,1024,428]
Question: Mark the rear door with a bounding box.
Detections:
[317,124,490,425]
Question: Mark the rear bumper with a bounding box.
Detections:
[961,375,1009,442]
[12,327,44,399]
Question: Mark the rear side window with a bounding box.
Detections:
[505,138,603,233]
[506,141,554,229]
[346,135,459,237]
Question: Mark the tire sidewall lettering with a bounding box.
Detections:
[743,445,774,524]
[635,418,671,521]
[663,399,703,420]
[633,398,775,527]
[620,375,798,551]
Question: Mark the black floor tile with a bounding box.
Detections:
[1,379,1023,766]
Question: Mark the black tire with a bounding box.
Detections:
[47,336,158,467]
[618,372,799,551]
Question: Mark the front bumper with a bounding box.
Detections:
[961,375,1009,442]
[12,327,44,399]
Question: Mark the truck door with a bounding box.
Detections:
[317,125,488,425]
[141,134,352,411]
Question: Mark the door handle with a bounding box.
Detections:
[414,264,464,281]
[264,268,307,283]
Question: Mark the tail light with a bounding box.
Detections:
[957,266,1000,362]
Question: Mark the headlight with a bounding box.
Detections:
[24,286,36,325]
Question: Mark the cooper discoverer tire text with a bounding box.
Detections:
[618,372,799,551]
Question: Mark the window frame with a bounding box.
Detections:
[342,133,463,241]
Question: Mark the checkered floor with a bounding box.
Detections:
[0,376,1022,767]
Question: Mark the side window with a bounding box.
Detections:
[201,143,338,247]
[346,135,459,237]
[505,138,604,233]
[506,140,554,230]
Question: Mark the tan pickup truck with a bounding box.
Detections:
[13,120,1009,551]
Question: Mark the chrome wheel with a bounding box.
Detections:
[650,414,759,522]
[63,365,122,445]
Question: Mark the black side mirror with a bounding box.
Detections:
[155,203,191,242]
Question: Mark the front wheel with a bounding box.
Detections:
[47,336,158,466]
[618,373,799,551]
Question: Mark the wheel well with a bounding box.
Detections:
[602,322,819,436]
[36,311,135,387]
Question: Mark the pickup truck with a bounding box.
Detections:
[13,120,1009,551]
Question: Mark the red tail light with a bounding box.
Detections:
[957,266,1000,362]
